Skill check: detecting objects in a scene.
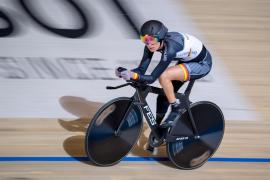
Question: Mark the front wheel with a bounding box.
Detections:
[166,101,225,169]
[85,97,143,166]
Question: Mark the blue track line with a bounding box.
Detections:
[0,157,270,163]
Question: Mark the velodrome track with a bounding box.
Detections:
[0,0,270,179]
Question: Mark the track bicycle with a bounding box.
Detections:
[85,79,225,169]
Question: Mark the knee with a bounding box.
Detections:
[159,71,169,84]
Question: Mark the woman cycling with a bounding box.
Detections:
[115,20,212,151]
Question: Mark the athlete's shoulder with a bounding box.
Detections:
[164,32,184,52]
[165,32,184,42]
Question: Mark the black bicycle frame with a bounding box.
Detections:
[130,80,200,141]
[106,80,200,142]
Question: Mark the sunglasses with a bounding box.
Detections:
[140,34,159,45]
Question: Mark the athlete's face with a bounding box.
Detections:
[146,41,161,52]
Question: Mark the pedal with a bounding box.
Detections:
[144,143,158,155]
[145,144,154,152]
[149,131,164,147]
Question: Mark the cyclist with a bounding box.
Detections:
[115,20,212,150]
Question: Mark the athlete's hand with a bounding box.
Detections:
[121,70,139,81]
[120,70,132,80]
[115,67,127,78]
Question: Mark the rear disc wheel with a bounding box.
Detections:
[167,101,225,169]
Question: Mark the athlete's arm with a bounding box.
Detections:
[132,46,153,75]
[135,44,176,84]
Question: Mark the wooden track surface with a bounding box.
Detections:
[0,118,270,179]
[1,0,270,179]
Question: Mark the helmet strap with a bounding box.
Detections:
[158,40,165,50]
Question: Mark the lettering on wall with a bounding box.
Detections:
[0,0,140,38]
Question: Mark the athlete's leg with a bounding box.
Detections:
[157,64,189,127]
[156,80,184,124]
[158,64,188,103]
[146,66,188,152]
[159,51,212,128]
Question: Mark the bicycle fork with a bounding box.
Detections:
[114,88,162,139]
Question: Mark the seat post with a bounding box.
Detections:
[184,80,195,97]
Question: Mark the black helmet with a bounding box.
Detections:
[140,20,168,41]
